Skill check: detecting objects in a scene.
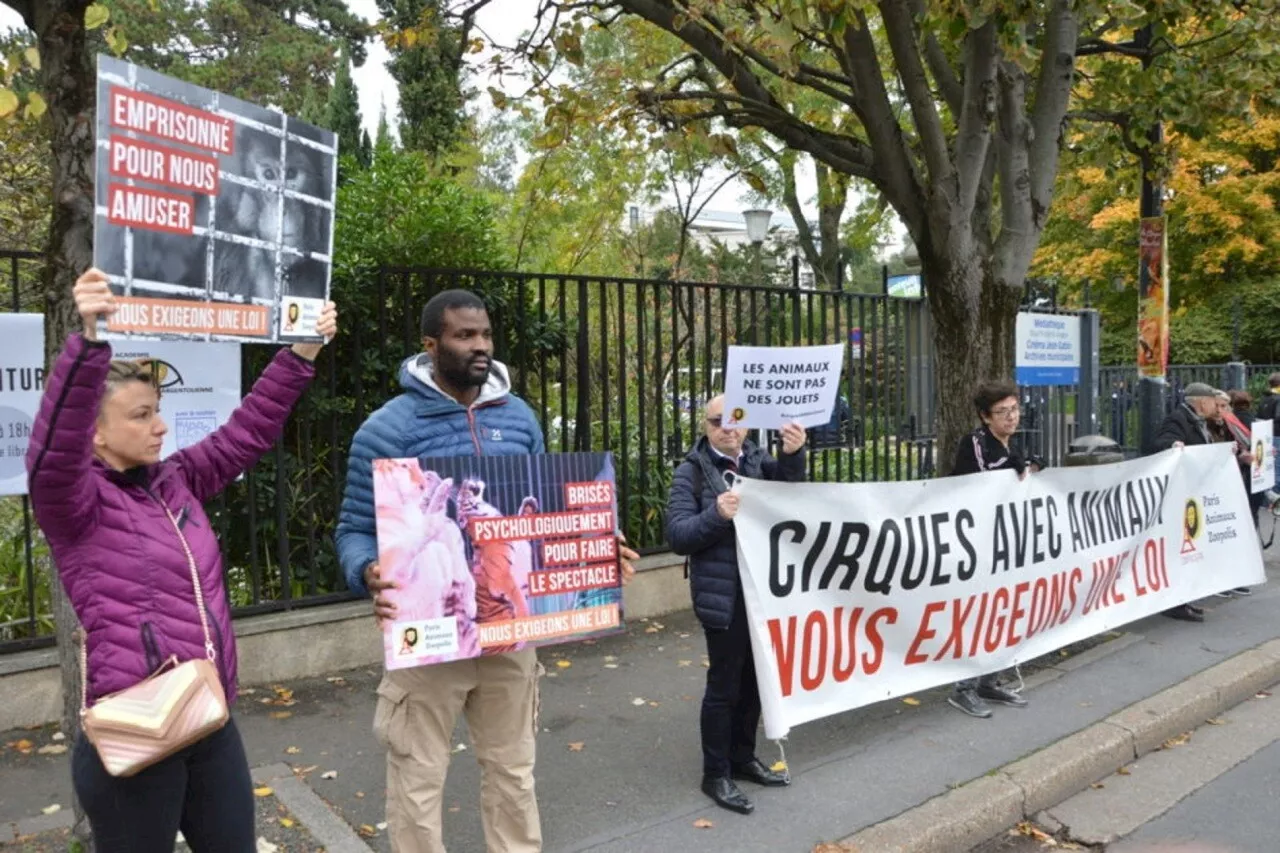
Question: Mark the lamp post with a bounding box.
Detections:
[743,208,772,285]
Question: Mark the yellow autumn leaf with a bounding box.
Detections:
[23,47,38,71]
[84,3,110,30]
[902,697,921,706]
[253,786,273,797]
[0,88,18,119]
[25,92,47,120]
[555,659,572,669]
[279,818,295,828]
[693,817,714,829]
[770,760,787,772]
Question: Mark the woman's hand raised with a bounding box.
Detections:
[73,268,116,342]
[290,302,338,362]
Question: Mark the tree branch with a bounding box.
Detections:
[1075,37,1146,58]
[907,0,963,115]
[834,9,927,235]
[954,20,997,220]
[1028,0,1079,225]
[879,0,951,189]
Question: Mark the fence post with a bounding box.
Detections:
[1078,309,1101,437]
[791,255,802,344]
[1225,361,1247,391]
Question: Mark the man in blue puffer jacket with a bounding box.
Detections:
[666,394,806,816]
[336,289,636,853]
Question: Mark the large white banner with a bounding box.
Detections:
[109,340,241,459]
[0,314,44,496]
[735,445,1266,739]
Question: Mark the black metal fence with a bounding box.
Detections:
[0,250,1269,654]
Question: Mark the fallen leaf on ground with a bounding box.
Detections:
[320,770,337,780]
[604,664,618,669]
[701,659,710,668]
[452,743,468,754]
[256,839,279,853]
[902,697,920,706]
[11,739,33,754]
[37,744,68,755]
[679,632,690,639]
[376,822,388,831]
[358,824,377,837]
[693,818,714,829]
[771,760,787,772]
[241,688,257,696]
[1256,690,1272,699]
[604,655,617,662]
[648,701,660,707]
[270,711,293,720]
[51,732,65,742]
[632,697,646,706]
[568,742,585,752]
[326,677,346,686]
[556,660,572,669]
[1090,782,1105,789]
[1117,766,1132,775]
[812,844,855,853]
[41,804,61,815]
[1014,821,1054,842]
[1206,718,1225,726]
[278,818,295,829]
[678,660,692,667]
[296,765,318,775]
[448,806,460,813]
[1161,732,1192,749]
[356,791,365,799]
[285,746,301,755]
[253,787,273,797]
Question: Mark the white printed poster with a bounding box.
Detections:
[109,340,241,459]
[1251,419,1274,494]
[721,344,844,430]
[0,314,44,496]
[733,444,1265,739]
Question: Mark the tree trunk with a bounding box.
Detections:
[27,1,96,847]
[926,250,1022,476]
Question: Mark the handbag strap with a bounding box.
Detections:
[80,499,217,715]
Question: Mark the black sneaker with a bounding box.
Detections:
[948,688,993,718]
[1163,604,1205,623]
[977,683,1029,708]
[1233,587,1253,596]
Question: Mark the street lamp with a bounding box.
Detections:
[743,208,772,285]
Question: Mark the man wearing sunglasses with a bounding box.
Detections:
[666,394,807,816]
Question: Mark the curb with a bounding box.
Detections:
[837,637,1280,853]
[252,763,373,853]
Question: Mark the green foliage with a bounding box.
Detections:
[104,0,373,116]
[0,497,50,644]
[322,48,367,167]
[377,0,467,158]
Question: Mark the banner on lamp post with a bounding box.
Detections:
[1137,216,1170,379]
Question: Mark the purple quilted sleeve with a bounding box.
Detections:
[169,347,316,502]
[26,333,112,545]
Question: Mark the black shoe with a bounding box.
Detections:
[977,683,1028,708]
[701,776,754,814]
[1163,604,1204,623]
[1233,587,1253,596]
[1187,604,1205,615]
[731,758,791,787]
[948,688,993,718]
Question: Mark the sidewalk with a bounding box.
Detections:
[3,552,1278,852]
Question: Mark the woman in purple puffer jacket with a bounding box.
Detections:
[26,268,338,852]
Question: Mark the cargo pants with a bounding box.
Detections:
[373,648,544,853]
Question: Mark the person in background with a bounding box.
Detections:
[1153,382,1221,622]
[1256,372,1280,493]
[1218,390,1258,597]
[666,394,806,816]
[28,268,337,852]
[946,380,1042,719]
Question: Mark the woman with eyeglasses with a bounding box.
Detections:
[946,379,1044,719]
[25,267,338,852]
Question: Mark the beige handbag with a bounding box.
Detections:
[79,505,229,778]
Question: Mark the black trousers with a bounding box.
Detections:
[72,717,254,853]
[701,593,761,778]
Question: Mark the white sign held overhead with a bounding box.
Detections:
[1251,419,1274,494]
[0,314,44,496]
[722,344,845,430]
